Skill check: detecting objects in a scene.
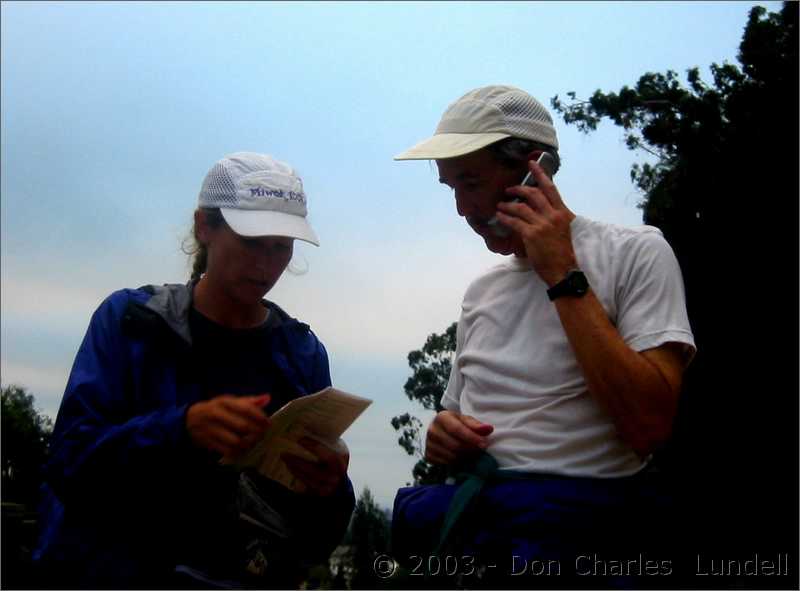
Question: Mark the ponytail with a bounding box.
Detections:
[182,208,225,281]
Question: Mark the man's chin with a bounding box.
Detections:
[483,235,516,255]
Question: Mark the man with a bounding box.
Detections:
[392,86,695,584]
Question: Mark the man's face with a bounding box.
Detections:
[436,148,531,256]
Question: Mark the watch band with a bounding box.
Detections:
[547,269,589,301]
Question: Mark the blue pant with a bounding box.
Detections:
[392,471,675,588]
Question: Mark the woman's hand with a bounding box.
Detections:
[186,394,271,460]
[282,437,349,497]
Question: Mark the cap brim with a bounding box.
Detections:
[220,209,320,246]
[394,132,511,160]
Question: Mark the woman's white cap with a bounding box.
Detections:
[198,152,319,246]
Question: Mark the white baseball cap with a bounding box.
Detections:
[394,85,559,161]
[198,152,319,246]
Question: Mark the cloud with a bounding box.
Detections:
[2,275,110,333]
[1,359,67,419]
[270,225,498,361]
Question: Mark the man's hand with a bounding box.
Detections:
[282,437,349,497]
[186,394,271,460]
[495,156,578,286]
[425,410,494,465]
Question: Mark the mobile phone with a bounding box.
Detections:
[487,152,556,238]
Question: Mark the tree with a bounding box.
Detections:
[390,323,456,485]
[1,384,53,590]
[551,1,798,575]
[2,384,53,506]
[335,487,392,590]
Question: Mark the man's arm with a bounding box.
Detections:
[497,157,691,457]
[552,292,687,456]
[425,317,495,466]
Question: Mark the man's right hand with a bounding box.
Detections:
[186,394,271,460]
[425,410,494,465]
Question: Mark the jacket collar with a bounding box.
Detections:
[142,280,299,346]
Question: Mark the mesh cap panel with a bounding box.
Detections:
[198,163,239,207]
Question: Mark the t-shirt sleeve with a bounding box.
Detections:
[615,230,696,363]
[441,313,465,413]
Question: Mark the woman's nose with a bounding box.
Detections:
[251,248,277,270]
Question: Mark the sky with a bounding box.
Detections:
[1,0,781,509]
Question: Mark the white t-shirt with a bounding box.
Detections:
[441,215,696,478]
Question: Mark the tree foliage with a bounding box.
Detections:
[2,384,53,506]
[1,385,53,589]
[335,487,392,589]
[390,323,456,485]
[552,4,797,258]
[552,2,798,561]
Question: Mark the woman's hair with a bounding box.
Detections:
[182,207,226,282]
[182,207,307,281]
[487,137,561,175]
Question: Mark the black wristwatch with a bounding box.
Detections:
[546,269,589,301]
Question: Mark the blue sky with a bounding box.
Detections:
[1,1,779,508]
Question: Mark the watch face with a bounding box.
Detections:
[568,271,589,294]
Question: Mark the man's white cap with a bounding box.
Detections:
[394,85,559,160]
[198,152,319,246]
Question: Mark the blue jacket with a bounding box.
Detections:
[34,283,354,588]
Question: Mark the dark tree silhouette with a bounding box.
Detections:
[391,323,455,485]
[339,487,392,589]
[552,2,798,583]
[2,384,52,505]
[1,384,53,589]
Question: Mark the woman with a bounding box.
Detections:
[34,153,354,589]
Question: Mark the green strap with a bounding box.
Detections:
[433,451,499,556]
[432,453,559,560]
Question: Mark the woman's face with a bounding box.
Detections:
[200,216,294,307]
